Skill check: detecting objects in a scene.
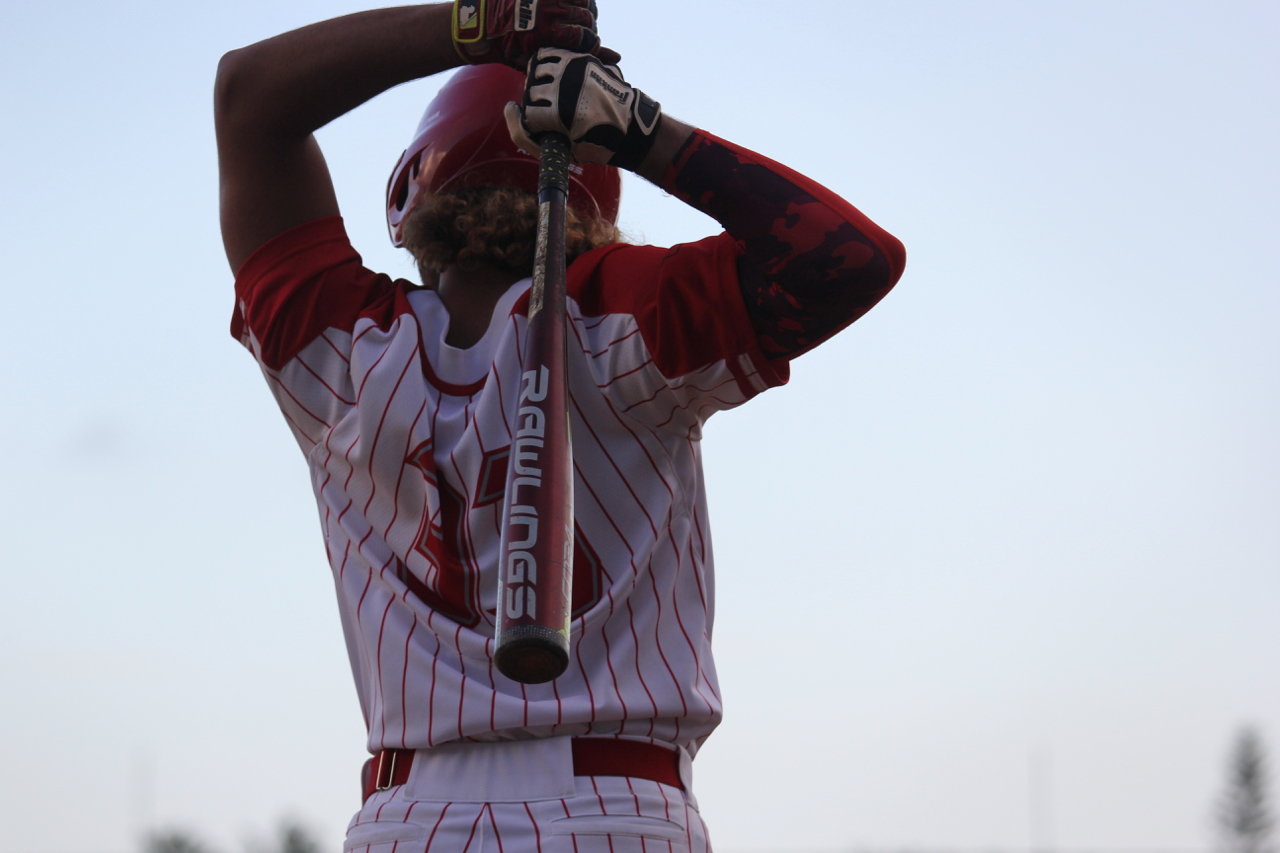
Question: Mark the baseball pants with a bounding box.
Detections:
[346,738,711,853]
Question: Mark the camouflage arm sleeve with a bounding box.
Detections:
[660,131,906,360]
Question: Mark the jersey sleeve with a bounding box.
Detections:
[231,216,411,452]
[564,234,789,437]
[561,128,905,436]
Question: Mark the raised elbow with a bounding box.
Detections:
[881,231,907,287]
[213,48,251,131]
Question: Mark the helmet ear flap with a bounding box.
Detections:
[386,64,621,248]
[386,148,409,246]
[387,148,435,247]
[394,171,411,212]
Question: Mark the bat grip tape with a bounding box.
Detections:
[536,133,571,205]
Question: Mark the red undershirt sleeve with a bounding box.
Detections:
[659,130,906,360]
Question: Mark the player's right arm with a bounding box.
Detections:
[509,50,906,433]
[508,50,906,364]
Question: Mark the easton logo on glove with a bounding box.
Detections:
[455,1,483,40]
[453,0,537,40]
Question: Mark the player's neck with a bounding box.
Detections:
[436,263,526,349]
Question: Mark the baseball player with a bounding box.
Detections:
[216,2,905,851]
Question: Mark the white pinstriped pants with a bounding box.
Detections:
[345,739,711,853]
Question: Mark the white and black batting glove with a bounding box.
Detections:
[504,48,662,171]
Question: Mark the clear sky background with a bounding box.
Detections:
[0,2,1276,852]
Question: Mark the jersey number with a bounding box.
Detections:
[403,442,603,627]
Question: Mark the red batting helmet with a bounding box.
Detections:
[386,64,622,247]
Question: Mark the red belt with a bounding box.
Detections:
[361,738,683,802]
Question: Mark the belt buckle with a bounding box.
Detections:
[375,750,398,792]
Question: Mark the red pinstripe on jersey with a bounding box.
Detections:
[237,116,909,793]
[235,213,780,757]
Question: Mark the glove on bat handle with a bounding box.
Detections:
[494,134,575,684]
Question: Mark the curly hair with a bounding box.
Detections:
[402,187,622,277]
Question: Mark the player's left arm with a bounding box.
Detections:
[215,3,616,274]
[215,6,459,273]
[507,50,905,361]
[644,129,906,360]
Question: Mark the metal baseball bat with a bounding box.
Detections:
[494,133,575,684]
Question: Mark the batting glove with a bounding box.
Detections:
[504,49,662,172]
[452,0,621,69]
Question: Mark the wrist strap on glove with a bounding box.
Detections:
[452,0,616,68]
[452,0,498,64]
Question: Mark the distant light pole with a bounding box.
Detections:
[132,747,156,845]
[1030,744,1055,853]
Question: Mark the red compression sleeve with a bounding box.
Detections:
[660,131,906,360]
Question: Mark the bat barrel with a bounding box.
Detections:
[494,134,575,685]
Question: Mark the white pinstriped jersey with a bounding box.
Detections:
[233,216,788,757]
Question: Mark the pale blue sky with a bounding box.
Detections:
[1,2,1276,852]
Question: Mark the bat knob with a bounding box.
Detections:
[495,625,570,684]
